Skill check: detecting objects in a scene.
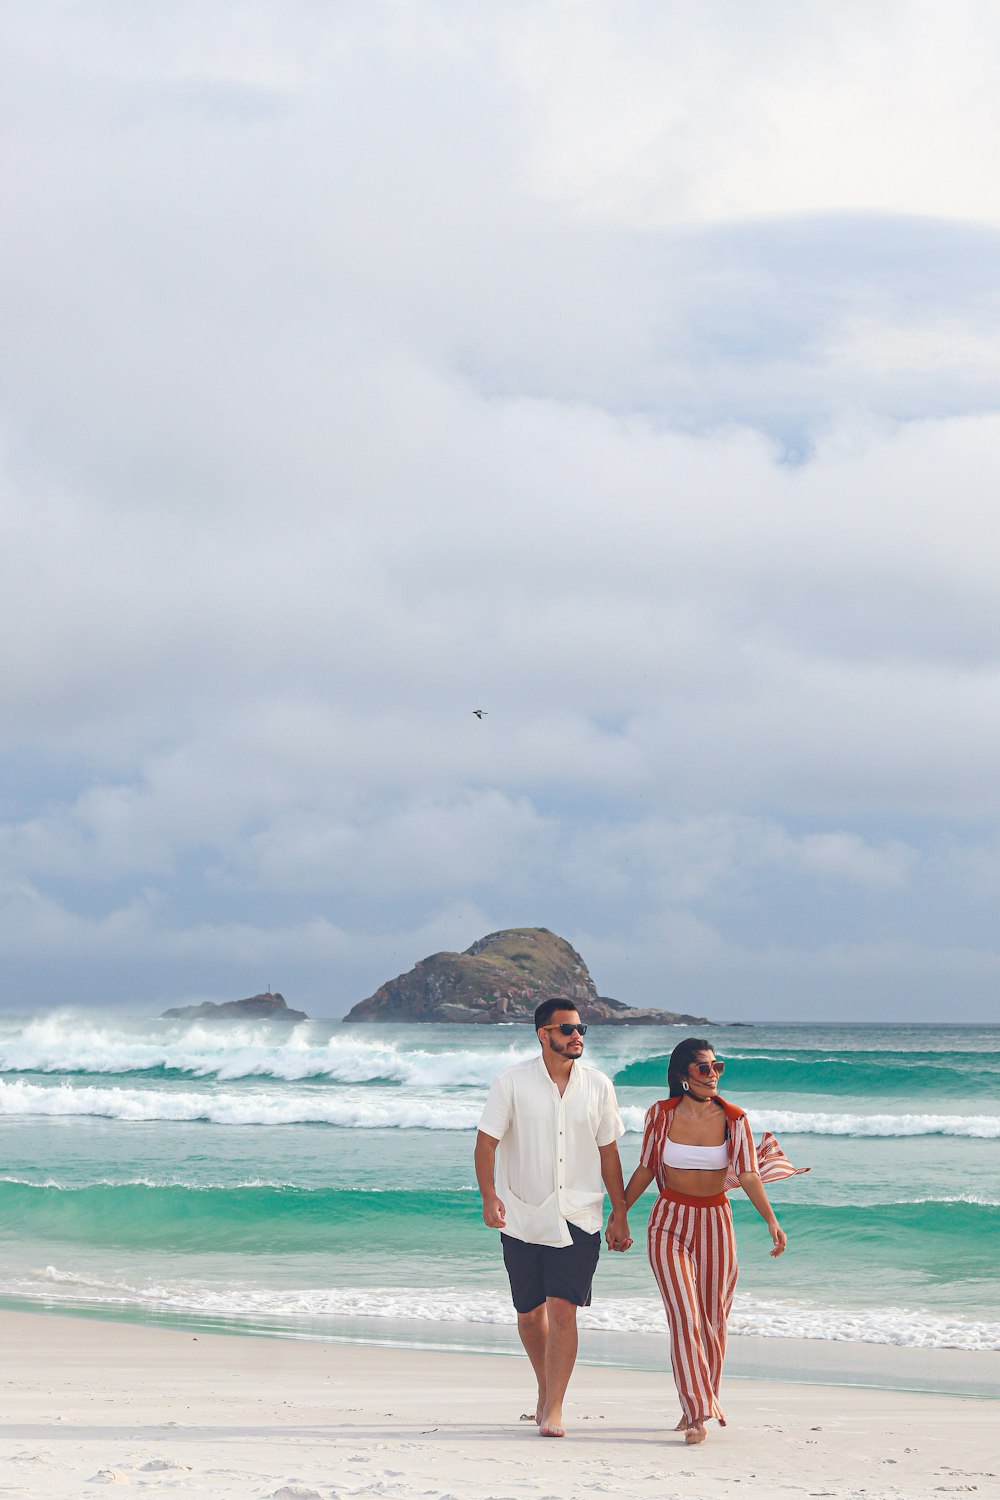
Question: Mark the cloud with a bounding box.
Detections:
[2,2,1000,1017]
[510,1,1000,227]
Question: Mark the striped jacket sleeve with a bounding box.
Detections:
[730,1113,759,1176]
[725,1115,810,1190]
[640,1105,660,1172]
[755,1130,810,1182]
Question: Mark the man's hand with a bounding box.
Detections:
[474,1131,504,1230]
[605,1209,632,1252]
[481,1193,506,1230]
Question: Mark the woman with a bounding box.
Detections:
[617,1038,806,1445]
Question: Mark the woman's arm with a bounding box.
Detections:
[738,1171,787,1257]
[623,1163,655,1211]
[606,1163,655,1250]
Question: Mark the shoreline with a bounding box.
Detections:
[3,1296,998,1400]
[0,1307,995,1500]
[312,1315,1000,1400]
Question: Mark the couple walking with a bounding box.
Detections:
[474,998,805,1443]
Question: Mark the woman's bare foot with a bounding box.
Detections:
[674,1417,687,1431]
[684,1421,707,1445]
[519,1389,546,1424]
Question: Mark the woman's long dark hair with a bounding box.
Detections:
[667,1037,713,1098]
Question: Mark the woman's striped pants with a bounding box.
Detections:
[647,1187,738,1427]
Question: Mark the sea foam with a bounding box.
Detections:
[0,1013,537,1085]
[0,1079,479,1129]
[13,1267,1000,1352]
[1,1078,998,1136]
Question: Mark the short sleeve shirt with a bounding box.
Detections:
[478,1056,625,1248]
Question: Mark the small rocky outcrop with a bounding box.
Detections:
[162,992,308,1023]
[342,928,708,1025]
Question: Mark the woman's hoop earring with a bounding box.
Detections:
[681,1080,690,1092]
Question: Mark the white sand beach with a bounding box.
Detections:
[0,1309,996,1499]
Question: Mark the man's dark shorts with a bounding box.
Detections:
[501,1223,601,1313]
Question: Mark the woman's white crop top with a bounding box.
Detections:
[661,1135,729,1170]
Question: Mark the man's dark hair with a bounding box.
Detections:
[667,1037,713,1097]
[534,996,581,1031]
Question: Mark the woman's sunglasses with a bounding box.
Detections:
[542,1022,588,1036]
[689,1059,725,1077]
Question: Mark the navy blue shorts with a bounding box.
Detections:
[501,1223,601,1313]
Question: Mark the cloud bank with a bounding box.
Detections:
[3,2,1000,1018]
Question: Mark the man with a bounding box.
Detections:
[475,997,631,1438]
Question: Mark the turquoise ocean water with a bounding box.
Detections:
[1,1015,997,1380]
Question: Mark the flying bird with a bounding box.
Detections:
[472,709,487,719]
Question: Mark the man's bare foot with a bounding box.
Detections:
[684,1421,707,1445]
[539,1405,565,1437]
[674,1417,687,1431]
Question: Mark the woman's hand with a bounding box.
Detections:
[605,1210,633,1252]
[738,1171,787,1258]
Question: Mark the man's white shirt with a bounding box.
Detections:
[478,1055,625,1248]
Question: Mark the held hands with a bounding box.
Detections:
[482,1193,506,1230]
[605,1210,633,1252]
[769,1222,787,1258]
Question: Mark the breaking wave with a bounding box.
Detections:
[0,1013,537,1086]
[0,1181,995,1261]
[1,1078,998,1137]
[615,1048,1000,1096]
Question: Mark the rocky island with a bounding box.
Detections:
[342,928,708,1026]
[162,992,308,1023]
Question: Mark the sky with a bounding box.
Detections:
[3,1,1000,1022]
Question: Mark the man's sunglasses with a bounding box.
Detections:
[541,1022,588,1036]
[690,1059,725,1077]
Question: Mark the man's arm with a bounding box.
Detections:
[598,1141,632,1251]
[474,1130,506,1229]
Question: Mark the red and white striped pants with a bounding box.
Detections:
[647,1188,738,1427]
